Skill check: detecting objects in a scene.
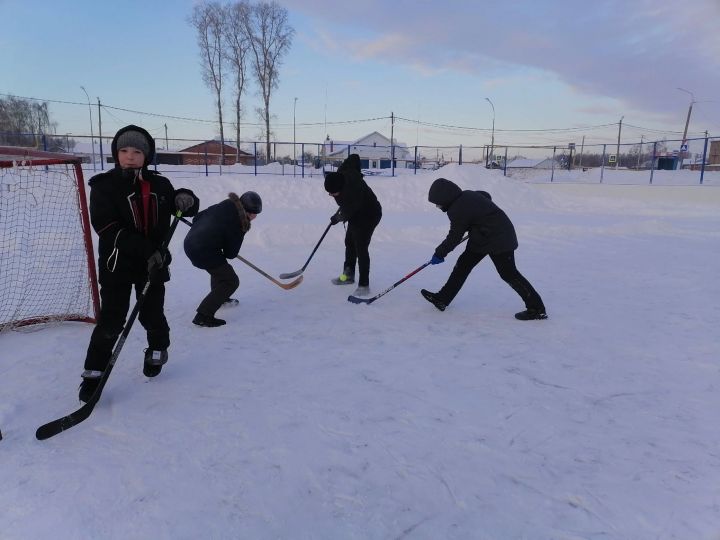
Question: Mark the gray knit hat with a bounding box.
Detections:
[116,129,150,157]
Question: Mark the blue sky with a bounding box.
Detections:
[1,0,718,151]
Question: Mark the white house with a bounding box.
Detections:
[505,157,556,169]
[323,131,412,169]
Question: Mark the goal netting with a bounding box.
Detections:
[0,147,99,331]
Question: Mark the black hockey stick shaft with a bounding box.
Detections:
[347,235,469,305]
[279,222,332,279]
[348,262,430,305]
[36,212,183,440]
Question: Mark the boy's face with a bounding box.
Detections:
[118,147,145,169]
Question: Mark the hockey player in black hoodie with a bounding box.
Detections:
[78,125,199,402]
[421,178,547,320]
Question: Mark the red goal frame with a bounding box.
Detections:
[0,146,100,329]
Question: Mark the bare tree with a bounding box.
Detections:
[0,96,58,147]
[242,1,294,162]
[189,1,226,165]
[223,1,251,164]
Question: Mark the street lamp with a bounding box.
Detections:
[677,87,696,152]
[80,86,96,171]
[485,97,495,166]
[615,115,624,170]
[293,97,298,177]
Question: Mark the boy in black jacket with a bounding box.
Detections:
[79,125,199,402]
[184,191,262,327]
[421,178,547,320]
[324,154,382,297]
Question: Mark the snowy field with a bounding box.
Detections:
[1,164,719,539]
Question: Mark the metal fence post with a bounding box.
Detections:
[301,143,305,178]
[204,144,208,177]
[700,137,709,185]
[649,142,657,184]
[550,146,556,182]
[600,144,606,183]
[253,142,258,176]
[414,146,418,175]
[459,144,463,166]
[503,147,508,177]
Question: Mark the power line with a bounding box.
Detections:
[1,92,710,138]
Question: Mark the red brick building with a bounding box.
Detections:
[179,141,254,166]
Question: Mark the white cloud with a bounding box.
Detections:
[285,0,720,128]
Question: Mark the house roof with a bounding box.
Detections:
[325,131,409,158]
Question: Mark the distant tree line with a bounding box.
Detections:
[0,96,70,151]
[189,0,294,164]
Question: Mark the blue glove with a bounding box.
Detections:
[430,254,444,265]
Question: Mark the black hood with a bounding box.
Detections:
[111,124,156,168]
[428,178,462,211]
[339,153,362,173]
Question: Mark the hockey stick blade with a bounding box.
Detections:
[279,269,303,280]
[278,274,303,289]
[36,400,96,440]
[235,255,304,290]
[347,294,375,304]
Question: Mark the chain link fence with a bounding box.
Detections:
[1,131,718,184]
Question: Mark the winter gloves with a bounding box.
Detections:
[330,209,345,225]
[175,192,195,212]
[430,254,444,265]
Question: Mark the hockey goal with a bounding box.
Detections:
[0,147,99,331]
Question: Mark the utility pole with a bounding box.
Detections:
[390,112,395,177]
[97,97,104,170]
[485,97,495,166]
[80,86,96,171]
[677,87,695,170]
[293,97,298,177]
[578,135,585,168]
[615,116,624,170]
[636,135,644,170]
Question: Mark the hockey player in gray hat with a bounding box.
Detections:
[78,125,200,402]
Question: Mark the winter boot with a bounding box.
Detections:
[420,289,447,312]
[514,308,548,321]
[221,298,239,308]
[78,370,103,403]
[192,312,227,327]
[143,348,168,378]
[331,267,355,285]
[352,285,371,297]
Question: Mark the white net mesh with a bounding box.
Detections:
[0,155,97,331]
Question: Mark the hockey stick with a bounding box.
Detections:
[347,235,469,305]
[36,212,184,440]
[236,255,303,290]
[178,217,302,290]
[279,222,332,279]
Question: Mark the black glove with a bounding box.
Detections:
[330,209,344,225]
[147,249,168,272]
[174,192,195,212]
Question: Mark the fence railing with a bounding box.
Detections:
[1,132,717,185]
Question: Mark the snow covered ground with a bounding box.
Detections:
[1,164,719,539]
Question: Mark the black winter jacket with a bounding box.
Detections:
[90,125,199,284]
[428,178,518,257]
[183,199,246,270]
[332,154,382,223]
